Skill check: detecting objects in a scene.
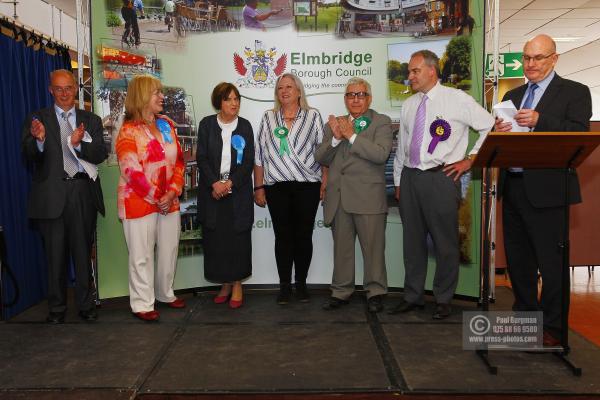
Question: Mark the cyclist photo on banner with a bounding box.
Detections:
[121,0,140,47]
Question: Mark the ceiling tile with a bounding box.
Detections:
[500,0,534,9]
[511,9,571,19]
[561,8,600,18]
[525,0,590,9]
[544,18,600,28]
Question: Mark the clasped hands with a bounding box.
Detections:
[30,119,86,146]
[212,180,233,200]
[157,190,176,215]
[328,115,354,141]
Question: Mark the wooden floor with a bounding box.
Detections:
[496,267,600,347]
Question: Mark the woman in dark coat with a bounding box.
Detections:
[196,83,254,308]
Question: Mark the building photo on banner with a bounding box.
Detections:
[91,0,485,299]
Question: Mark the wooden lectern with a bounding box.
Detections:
[473,131,600,376]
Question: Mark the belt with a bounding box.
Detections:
[63,172,89,181]
[425,164,445,172]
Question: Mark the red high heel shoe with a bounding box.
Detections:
[167,298,186,309]
[134,310,159,321]
[229,297,243,309]
[214,294,231,304]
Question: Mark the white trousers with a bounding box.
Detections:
[123,211,181,313]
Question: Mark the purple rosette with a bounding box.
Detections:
[428,119,451,154]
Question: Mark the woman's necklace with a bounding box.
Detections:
[282,108,298,126]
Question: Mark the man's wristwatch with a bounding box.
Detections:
[465,154,477,162]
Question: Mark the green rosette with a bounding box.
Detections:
[354,116,371,134]
[273,126,290,156]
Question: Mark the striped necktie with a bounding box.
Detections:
[408,94,428,168]
[59,111,80,177]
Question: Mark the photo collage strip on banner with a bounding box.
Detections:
[92,0,485,298]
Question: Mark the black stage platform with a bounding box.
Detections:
[1,287,599,399]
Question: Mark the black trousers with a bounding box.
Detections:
[121,7,140,42]
[265,181,321,284]
[37,178,97,313]
[502,174,568,339]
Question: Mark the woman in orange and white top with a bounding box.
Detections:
[116,74,185,322]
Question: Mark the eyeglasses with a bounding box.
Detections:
[344,91,370,99]
[522,53,555,63]
[52,86,75,94]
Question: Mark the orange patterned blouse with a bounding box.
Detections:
[116,116,184,220]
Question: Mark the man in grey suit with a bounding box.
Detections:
[390,50,494,319]
[315,78,393,313]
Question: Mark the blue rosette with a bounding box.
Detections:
[156,118,173,144]
[231,134,245,165]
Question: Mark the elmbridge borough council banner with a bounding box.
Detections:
[92,0,486,298]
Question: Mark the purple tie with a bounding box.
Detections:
[409,94,428,167]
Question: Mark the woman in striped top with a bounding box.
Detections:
[254,73,326,304]
[116,75,185,322]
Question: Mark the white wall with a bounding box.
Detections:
[0,0,84,51]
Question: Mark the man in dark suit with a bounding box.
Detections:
[22,69,107,324]
[495,34,592,346]
[315,78,393,313]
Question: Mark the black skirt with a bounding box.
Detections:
[202,195,252,283]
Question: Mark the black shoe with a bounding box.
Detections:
[46,312,65,324]
[387,300,424,315]
[277,284,292,305]
[322,297,349,310]
[295,282,310,303]
[432,303,451,320]
[367,295,384,313]
[78,308,98,322]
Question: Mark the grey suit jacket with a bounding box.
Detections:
[315,109,393,224]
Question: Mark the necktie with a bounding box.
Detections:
[408,94,428,168]
[59,112,80,177]
[510,83,539,172]
[521,83,538,110]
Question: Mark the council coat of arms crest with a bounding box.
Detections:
[233,40,287,88]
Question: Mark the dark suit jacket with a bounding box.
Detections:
[21,107,108,218]
[498,74,592,208]
[196,115,255,232]
[314,109,393,224]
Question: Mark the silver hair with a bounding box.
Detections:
[344,77,372,95]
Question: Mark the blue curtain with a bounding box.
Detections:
[0,28,72,319]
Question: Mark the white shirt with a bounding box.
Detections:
[255,108,324,185]
[217,116,238,177]
[393,82,494,186]
[165,0,175,12]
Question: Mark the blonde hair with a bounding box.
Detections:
[124,74,162,121]
[273,73,311,112]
